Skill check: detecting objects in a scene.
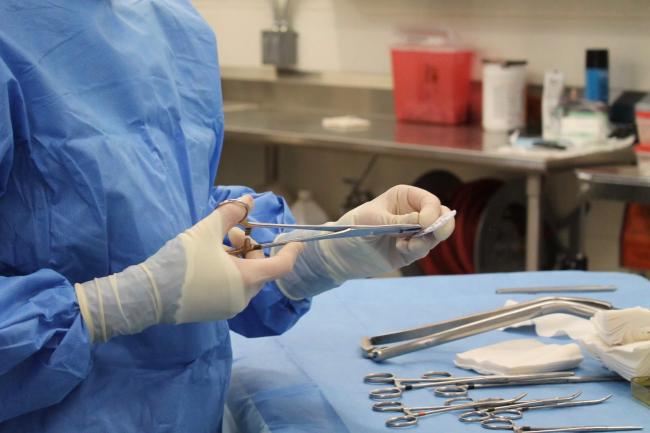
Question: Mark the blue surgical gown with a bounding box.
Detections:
[0,1,310,431]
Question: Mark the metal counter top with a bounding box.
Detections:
[577,165,650,188]
[223,105,633,173]
[576,165,650,204]
[222,104,636,270]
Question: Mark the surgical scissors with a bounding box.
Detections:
[479,418,642,433]
[381,393,527,428]
[366,372,575,400]
[217,198,424,256]
[433,375,623,398]
[459,394,612,423]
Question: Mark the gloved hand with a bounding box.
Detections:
[74,196,303,342]
[274,185,455,300]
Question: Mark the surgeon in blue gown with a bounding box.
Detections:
[0,1,454,432]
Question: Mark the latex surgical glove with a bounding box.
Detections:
[74,196,303,342]
[275,185,454,300]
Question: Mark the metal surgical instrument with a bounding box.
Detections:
[367,372,575,400]
[434,375,624,398]
[479,418,642,433]
[364,370,453,385]
[382,393,527,428]
[495,285,617,294]
[361,297,614,361]
[217,198,422,256]
[459,394,612,423]
[378,392,580,415]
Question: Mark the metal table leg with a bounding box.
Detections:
[561,204,588,270]
[526,174,542,271]
[576,179,592,270]
[264,144,280,186]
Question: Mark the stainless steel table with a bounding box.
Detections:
[223,105,634,270]
[577,166,650,203]
[574,165,650,269]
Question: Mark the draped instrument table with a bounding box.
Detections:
[225,271,650,433]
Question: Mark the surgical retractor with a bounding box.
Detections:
[361,297,614,361]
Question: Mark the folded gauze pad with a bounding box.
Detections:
[591,307,650,346]
[455,339,583,375]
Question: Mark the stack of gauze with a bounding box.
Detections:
[505,304,650,380]
[455,339,583,375]
[582,308,650,380]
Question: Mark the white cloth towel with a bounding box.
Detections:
[455,339,583,375]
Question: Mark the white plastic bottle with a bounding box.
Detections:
[542,70,565,140]
[482,59,528,132]
[290,190,329,225]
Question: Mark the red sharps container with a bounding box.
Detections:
[391,33,474,125]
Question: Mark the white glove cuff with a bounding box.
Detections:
[272,231,342,300]
[75,238,186,342]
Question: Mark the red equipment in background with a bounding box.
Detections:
[413,170,557,275]
[620,203,650,270]
[392,41,473,125]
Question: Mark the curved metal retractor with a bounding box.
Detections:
[361,296,614,362]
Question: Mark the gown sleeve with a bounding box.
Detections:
[0,272,92,422]
[0,59,92,423]
[0,58,15,197]
[210,185,312,337]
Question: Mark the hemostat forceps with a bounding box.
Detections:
[459,394,611,423]
[376,393,563,415]
[217,198,423,256]
[434,375,623,398]
[361,296,614,361]
[366,372,575,400]
[381,393,527,428]
[479,418,642,433]
[364,370,454,385]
